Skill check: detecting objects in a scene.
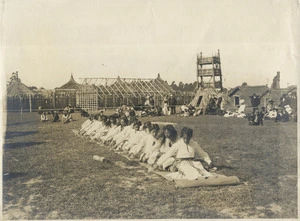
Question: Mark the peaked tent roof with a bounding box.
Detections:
[189,87,220,108]
[56,74,81,90]
[7,80,34,97]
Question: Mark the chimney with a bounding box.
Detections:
[271,71,280,89]
[277,71,280,89]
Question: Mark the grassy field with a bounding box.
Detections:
[2,111,298,219]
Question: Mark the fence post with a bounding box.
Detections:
[29,94,32,112]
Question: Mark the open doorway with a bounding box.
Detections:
[234,96,240,106]
[196,96,203,107]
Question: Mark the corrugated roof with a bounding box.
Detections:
[261,88,292,100]
[287,85,297,94]
[229,85,269,97]
[56,74,81,90]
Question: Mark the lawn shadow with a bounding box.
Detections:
[216,165,238,170]
[5,131,38,139]
[3,172,27,181]
[4,141,44,149]
[6,121,34,126]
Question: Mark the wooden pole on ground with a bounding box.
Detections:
[29,94,32,112]
[19,96,23,121]
[20,107,23,121]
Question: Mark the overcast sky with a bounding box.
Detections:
[1,0,299,89]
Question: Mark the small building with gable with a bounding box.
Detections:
[228,85,269,108]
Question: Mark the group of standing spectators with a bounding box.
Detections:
[161,94,177,115]
[77,113,216,180]
[142,94,177,116]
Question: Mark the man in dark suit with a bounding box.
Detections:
[168,95,177,115]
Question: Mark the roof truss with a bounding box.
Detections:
[79,77,173,98]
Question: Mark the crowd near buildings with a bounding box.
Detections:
[5,51,297,122]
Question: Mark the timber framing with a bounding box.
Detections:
[76,75,174,110]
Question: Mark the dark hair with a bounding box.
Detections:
[181,127,193,151]
[109,117,117,125]
[159,124,178,145]
[115,117,121,126]
[94,113,101,119]
[133,121,142,129]
[151,124,159,132]
[100,115,108,122]
[121,117,129,125]
[129,117,138,125]
[105,119,111,127]
[142,121,152,130]
[180,127,193,138]
[151,124,160,137]
[129,109,136,117]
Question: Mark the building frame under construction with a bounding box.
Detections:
[76,74,174,111]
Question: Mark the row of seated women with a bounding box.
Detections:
[77,114,216,180]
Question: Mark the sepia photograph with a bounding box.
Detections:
[1,0,299,219]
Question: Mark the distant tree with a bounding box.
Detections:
[28,86,38,90]
[241,82,248,86]
[169,81,199,92]
[7,71,21,86]
[170,81,178,90]
[184,83,196,91]
[178,82,184,91]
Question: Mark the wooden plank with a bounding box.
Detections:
[174,176,240,188]
[150,122,177,126]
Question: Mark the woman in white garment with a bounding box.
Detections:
[139,124,160,163]
[98,117,120,144]
[128,121,152,158]
[102,117,128,145]
[155,127,215,180]
[92,117,117,141]
[109,118,138,150]
[79,118,100,136]
[162,96,170,116]
[91,116,112,141]
[78,115,95,135]
[84,115,107,137]
[147,125,178,165]
[120,121,143,152]
[41,111,48,122]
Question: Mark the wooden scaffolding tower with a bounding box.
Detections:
[197,50,223,91]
